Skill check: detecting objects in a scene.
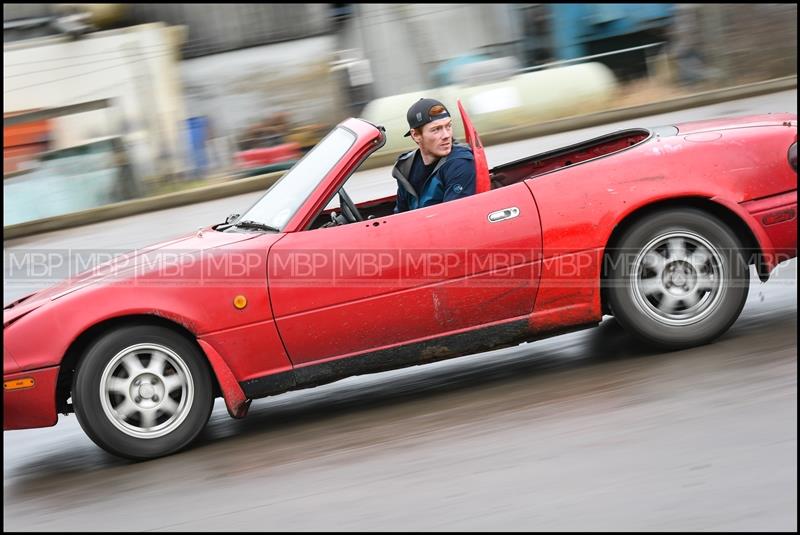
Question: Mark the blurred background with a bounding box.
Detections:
[3,3,797,227]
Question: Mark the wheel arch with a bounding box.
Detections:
[600,196,762,315]
[56,314,223,415]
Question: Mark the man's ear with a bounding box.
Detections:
[409,128,422,145]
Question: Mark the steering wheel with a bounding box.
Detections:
[338,188,364,223]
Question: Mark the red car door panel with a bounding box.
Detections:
[269,183,542,365]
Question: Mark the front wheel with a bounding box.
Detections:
[73,325,214,460]
[606,208,750,349]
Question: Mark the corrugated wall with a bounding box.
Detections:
[4,4,334,57]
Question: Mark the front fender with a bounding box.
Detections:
[4,277,288,380]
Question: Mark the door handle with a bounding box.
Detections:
[488,207,520,223]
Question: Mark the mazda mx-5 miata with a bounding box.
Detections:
[4,103,797,460]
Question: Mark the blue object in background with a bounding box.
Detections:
[4,141,122,226]
[187,116,209,177]
[549,4,675,60]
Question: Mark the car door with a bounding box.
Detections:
[268,183,542,366]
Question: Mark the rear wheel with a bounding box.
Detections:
[73,325,214,460]
[606,208,750,349]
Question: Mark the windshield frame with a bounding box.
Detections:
[287,120,386,232]
[231,125,359,232]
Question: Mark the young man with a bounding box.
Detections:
[393,98,476,213]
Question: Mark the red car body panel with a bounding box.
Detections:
[741,190,798,262]
[269,181,542,365]
[525,120,796,273]
[674,112,796,134]
[4,231,293,429]
[3,366,59,429]
[3,110,797,431]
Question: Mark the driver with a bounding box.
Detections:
[393,98,476,213]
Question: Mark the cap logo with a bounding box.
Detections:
[416,112,423,122]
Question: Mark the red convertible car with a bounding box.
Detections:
[4,103,797,460]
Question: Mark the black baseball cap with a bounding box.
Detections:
[404,98,451,137]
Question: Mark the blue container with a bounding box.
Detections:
[187,116,209,175]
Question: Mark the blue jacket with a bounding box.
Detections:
[393,143,476,213]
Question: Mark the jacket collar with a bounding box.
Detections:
[392,144,467,199]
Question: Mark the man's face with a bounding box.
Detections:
[412,117,453,159]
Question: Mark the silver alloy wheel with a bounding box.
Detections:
[630,231,726,326]
[99,343,194,439]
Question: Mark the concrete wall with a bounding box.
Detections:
[3,4,333,57]
[123,4,333,59]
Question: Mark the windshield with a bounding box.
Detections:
[235,127,356,230]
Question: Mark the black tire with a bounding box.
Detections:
[73,325,214,460]
[606,208,749,349]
